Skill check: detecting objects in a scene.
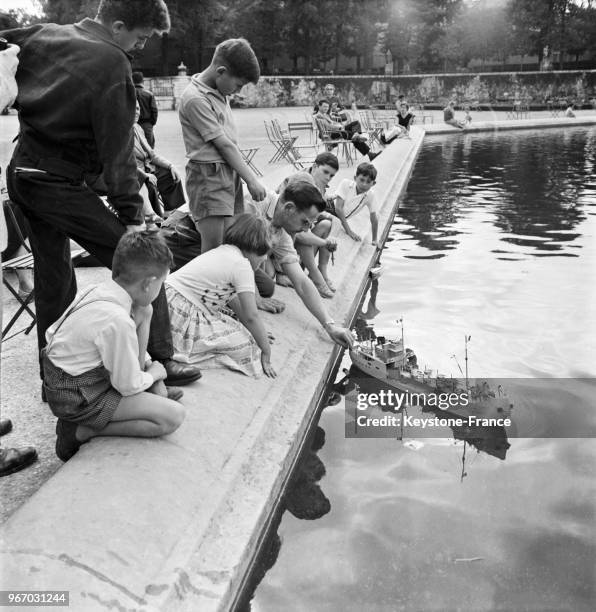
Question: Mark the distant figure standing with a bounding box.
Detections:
[133,70,158,147]
[443,100,466,130]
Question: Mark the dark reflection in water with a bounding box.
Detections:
[395,128,595,258]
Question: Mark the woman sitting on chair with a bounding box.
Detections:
[133,102,185,227]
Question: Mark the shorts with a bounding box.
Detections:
[42,350,121,430]
[186,161,244,221]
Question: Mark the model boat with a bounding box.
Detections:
[349,320,513,421]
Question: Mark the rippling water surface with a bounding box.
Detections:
[251,127,596,612]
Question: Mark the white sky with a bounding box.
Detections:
[2,1,43,15]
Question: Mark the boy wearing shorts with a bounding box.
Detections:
[179,38,266,253]
[43,232,185,462]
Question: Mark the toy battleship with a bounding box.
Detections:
[349,320,513,420]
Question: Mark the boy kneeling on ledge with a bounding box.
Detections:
[43,231,186,462]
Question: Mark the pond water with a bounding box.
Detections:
[247,127,596,612]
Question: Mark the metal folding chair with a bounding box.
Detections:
[314,117,354,165]
[264,120,296,163]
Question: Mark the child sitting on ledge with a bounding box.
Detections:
[43,232,185,462]
[165,213,276,378]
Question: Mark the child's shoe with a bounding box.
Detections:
[55,419,83,462]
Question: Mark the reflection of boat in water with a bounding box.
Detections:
[349,321,513,421]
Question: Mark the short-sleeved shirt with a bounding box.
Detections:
[166,244,254,308]
[178,74,238,163]
[334,179,378,218]
[245,191,300,268]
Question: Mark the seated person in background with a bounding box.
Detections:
[2,199,33,298]
[314,100,378,161]
[381,101,415,144]
[133,102,185,225]
[245,179,353,348]
[565,103,576,118]
[443,100,466,129]
[165,214,276,378]
[330,162,378,247]
[42,232,185,462]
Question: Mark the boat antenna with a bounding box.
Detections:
[451,354,464,377]
[464,335,471,390]
[397,317,404,367]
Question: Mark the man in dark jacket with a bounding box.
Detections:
[1,0,201,389]
[133,70,158,147]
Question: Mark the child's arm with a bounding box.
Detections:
[370,212,379,245]
[335,196,361,241]
[228,292,276,378]
[211,134,266,201]
[294,230,336,251]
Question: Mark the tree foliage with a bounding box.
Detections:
[10,0,596,75]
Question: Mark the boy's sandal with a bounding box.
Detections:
[313,281,334,299]
[322,277,336,292]
[166,387,184,402]
[276,273,293,287]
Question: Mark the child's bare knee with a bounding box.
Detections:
[159,402,185,434]
[313,220,332,237]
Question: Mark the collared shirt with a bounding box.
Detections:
[133,124,169,173]
[178,73,238,162]
[245,191,300,268]
[45,280,154,396]
[334,179,378,218]
[1,19,143,224]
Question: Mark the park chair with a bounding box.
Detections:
[271,119,320,169]
[357,111,383,150]
[314,117,354,165]
[264,119,297,163]
[411,102,434,124]
[2,201,37,341]
[287,121,317,145]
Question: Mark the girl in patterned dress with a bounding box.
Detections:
[165,214,276,377]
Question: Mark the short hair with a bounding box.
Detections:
[356,162,377,181]
[112,231,173,283]
[212,38,260,84]
[224,213,271,257]
[132,71,144,84]
[314,151,339,171]
[317,99,330,108]
[97,0,170,33]
[280,181,326,213]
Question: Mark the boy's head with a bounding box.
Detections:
[311,152,339,192]
[355,162,377,193]
[323,83,335,98]
[278,180,326,234]
[112,231,173,305]
[132,71,144,85]
[97,0,170,52]
[317,99,330,114]
[211,38,260,95]
[224,213,271,258]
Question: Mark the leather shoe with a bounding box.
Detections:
[55,419,82,462]
[0,447,38,477]
[162,359,202,386]
[0,418,13,437]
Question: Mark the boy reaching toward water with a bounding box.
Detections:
[179,37,267,253]
[331,162,379,246]
[43,232,185,462]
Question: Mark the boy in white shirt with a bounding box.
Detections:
[43,232,185,462]
[332,162,379,246]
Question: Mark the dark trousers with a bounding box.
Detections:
[330,129,370,157]
[146,165,185,214]
[7,156,173,375]
[139,122,155,148]
[160,209,275,297]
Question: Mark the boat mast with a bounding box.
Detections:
[464,335,471,390]
[398,317,404,367]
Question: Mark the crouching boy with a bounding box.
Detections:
[42,231,185,462]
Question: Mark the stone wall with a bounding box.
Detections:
[151,71,596,109]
